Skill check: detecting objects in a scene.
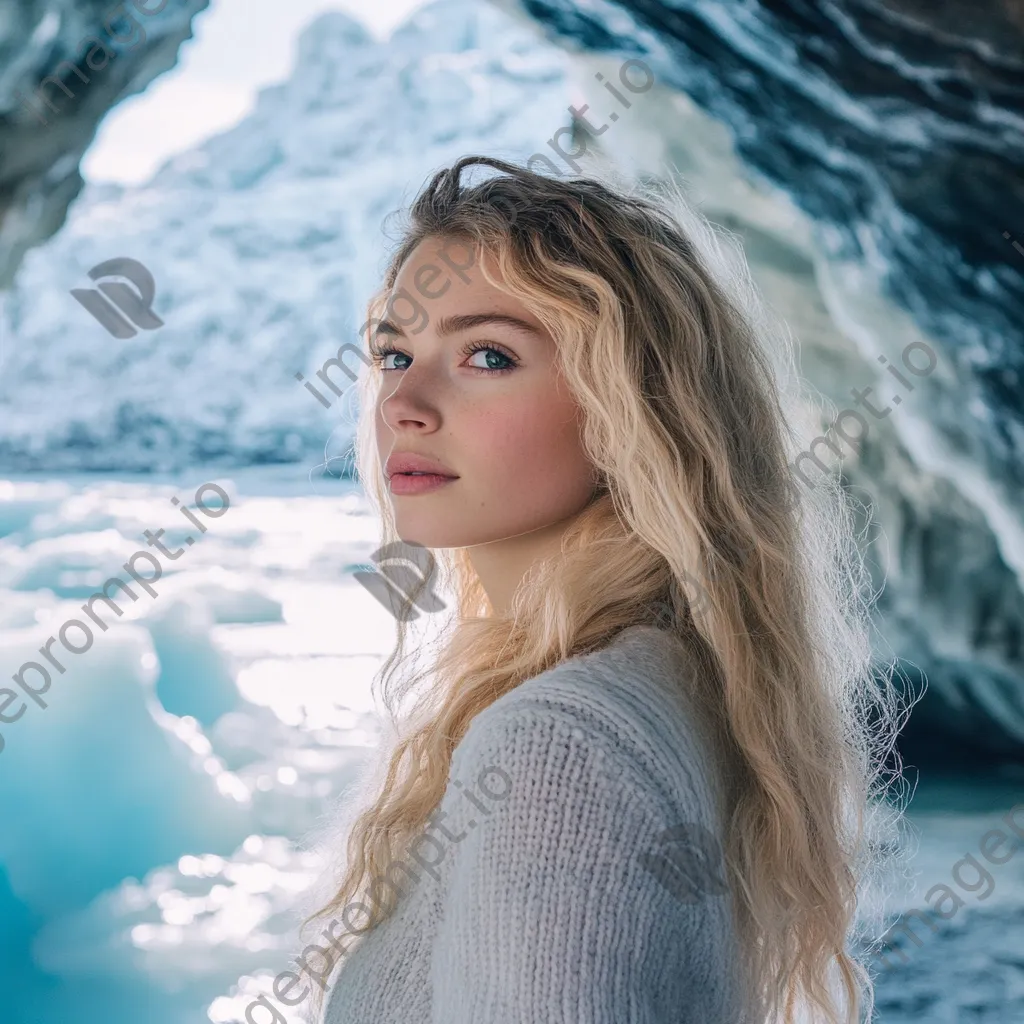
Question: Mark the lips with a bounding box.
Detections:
[385,452,458,479]
[387,472,457,496]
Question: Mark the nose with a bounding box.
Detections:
[378,360,443,434]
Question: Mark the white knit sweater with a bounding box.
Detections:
[321,624,748,1023]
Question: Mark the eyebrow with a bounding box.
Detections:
[374,312,544,340]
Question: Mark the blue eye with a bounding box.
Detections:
[462,343,518,373]
[368,342,520,375]
[368,345,410,371]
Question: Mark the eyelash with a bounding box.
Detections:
[368,340,520,375]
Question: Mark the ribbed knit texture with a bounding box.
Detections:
[322,624,749,1023]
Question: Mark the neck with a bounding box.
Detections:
[467,514,581,615]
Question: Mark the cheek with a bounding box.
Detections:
[466,391,591,492]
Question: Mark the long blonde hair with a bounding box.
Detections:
[303,155,912,1023]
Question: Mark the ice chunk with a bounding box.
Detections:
[0,625,252,918]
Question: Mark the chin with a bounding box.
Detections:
[396,514,557,552]
[390,510,495,550]
[394,525,473,550]
[391,513,462,550]
[394,527,450,550]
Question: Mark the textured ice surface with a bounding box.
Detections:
[0,467,403,1023]
[0,0,575,474]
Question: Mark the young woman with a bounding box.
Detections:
[301,155,909,1024]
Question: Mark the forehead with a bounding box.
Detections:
[382,236,551,341]
[392,236,503,297]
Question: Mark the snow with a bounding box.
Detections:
[0,0,576,474]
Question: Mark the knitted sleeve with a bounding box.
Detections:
[427,696,738,1024]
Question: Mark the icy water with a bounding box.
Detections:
[0,467,1021,1023]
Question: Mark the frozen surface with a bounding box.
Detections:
[0,468,1020,1023]
[0,467,413,1023]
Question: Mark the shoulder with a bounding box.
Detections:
[449,625,726,830]
[427,627,745,1023]
[431,625,743,1021]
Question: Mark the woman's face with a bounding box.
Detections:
[373,235,598,550]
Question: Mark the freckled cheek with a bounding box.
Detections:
[462,396,588,487]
